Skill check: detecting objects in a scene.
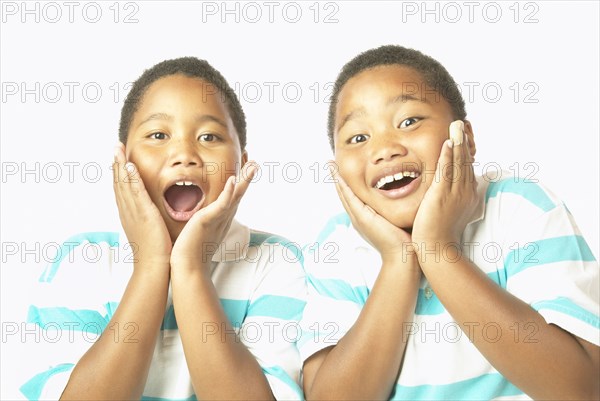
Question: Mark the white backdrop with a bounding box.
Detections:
[1,1,598,398]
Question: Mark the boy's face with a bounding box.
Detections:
[333,65,474,230]
[126,74,246,241]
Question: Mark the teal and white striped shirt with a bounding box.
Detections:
[21,220,307,400]
[299,173,599,400]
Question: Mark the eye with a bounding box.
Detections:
[399,117,420,129]
[149,132,167,140]
[199,133,218,142]
[348,134,369,144]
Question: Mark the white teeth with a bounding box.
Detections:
[375,172,421,189]
[175,181,194,186]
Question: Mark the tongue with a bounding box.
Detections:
[164,185,203,212]
[383,177,415,190]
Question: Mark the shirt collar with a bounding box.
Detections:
[211,219,250,262]
[466,175,489,226]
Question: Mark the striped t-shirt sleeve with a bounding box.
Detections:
[19,232,125,400]
[298,213,372,362]
[488,178,599,345]
[240,233,307,400]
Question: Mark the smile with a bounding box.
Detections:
[374,171,421,190]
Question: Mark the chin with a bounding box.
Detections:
[167,222,184,243]
[379,209,416,233]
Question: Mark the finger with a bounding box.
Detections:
[334,180,354,219]
[204,175,236,218]
[334,172,360,211]
[327,161,355,219]
[113,142,137,188]
[450,120,476,191]
[449,120,467,191]
[329,164,353,211]
[328,162,359,224]
[326,160,340,183]
[112,143,127,208]
[123,162,150,201]
[231,161,257,204]
[114,141,126,163]
[463,134,476,190]
[113,142,127,185]
[433,136,454,193]
[333,167,377,225]
[240,160,258,184]
[113,143,155,215]
[329,162,378,229]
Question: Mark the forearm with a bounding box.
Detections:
[171,267,273,401]
[421,250,599,400]
[306,265,420,400]
[61,267,170,400]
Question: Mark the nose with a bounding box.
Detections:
[370,132,407,164]
[168,138,202,167]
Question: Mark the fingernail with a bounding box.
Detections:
[446,139,454,149]
[449,120,464,146]
[126,163,135,173]
[248,167,257,182]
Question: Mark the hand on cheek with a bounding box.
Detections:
[331,163,418,267]
[112,142,172,269]
[170,161,258,274]
[412,121,478,251]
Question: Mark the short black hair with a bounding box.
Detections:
[119,56,246,150]
[327,45,466,150]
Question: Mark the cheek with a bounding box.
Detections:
[128,151,161,198]
[412,137,445,170]
[336,154,367,193]
[128,146,159,172]
[214,149,243,176]
[335,155,356,181]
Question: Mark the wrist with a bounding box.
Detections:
[130,267,170,288]
[381,251,421,273]
[133,257,170,273]
[170,259,212,280]
[380,251,412,265]
[380,259,422,286]
[415,239,463,270]
[134,247,171,266]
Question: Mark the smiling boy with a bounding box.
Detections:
[21,57,305,400]
[299,45,599,400]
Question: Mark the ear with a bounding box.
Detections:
[122,141,131,161]
[463,120,476,158]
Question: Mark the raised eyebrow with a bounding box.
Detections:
[337,94,426,132]
[387,94,428,105]
[137,112,172,128]
[337,108,366,132]
[136,113,228,129]
[195,114,227,128]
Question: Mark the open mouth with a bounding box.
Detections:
[163,181,204,221]
[375,171,420,191]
